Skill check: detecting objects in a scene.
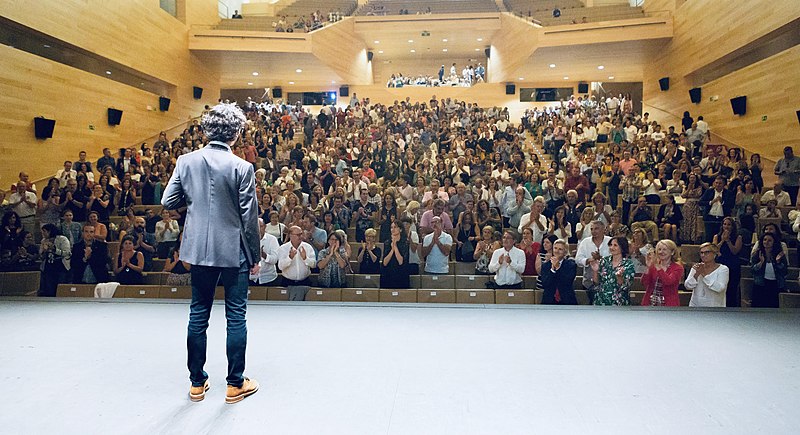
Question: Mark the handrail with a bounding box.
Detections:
[29,115,203,189]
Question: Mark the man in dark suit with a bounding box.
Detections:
[163,103,260,404]
[70,225,109,284]
[699,175,735,242]
[539,239,578,305]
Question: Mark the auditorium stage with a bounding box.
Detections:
[1,299,799,435]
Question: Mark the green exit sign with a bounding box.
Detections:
[762,115,768,121]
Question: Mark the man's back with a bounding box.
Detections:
[162,142,260,268]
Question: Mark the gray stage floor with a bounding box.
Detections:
[1,299,799,435]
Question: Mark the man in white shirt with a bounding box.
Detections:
[574,220,611,268]
[488,230,526,288]
[761,183,792,208]
[518,198,548,244]
[55,161,77,188]
[9,181,38,234]
[277,225,317,300]
[256,232,280,286]
[421,217,453,274]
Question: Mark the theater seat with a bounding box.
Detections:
[417,289,456,303]
[159,285,192,299]
[455,275,491,289]
[341,288,379,302]
[456,289,495,304]
[306,287,342,302]
[56,283,95,298]
[495,289,535,304]
[379,289,417,302]
[779,293,800,308]
[419,274,456,289]
[351,274,380,288]
[118,285,161,299]
[267,287,290,301]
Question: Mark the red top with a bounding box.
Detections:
[522,242,541,276]
[641,261,683,306]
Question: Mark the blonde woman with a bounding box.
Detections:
[641,239,683,306]
[686,242,729,307]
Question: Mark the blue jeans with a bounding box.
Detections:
[187,250,249,387]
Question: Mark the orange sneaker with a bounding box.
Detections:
[189,379,210,402]
[225,377,259,404]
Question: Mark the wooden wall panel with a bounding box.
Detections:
[0,45,218,186]
[310,19,372,85]
[642,0,800,161]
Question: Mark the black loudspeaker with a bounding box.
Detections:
[339,86,349,97]
[731,96,747,115]
[34,117,56,139]
[658,77,669,91]
[506,84,516,95]
[577,83,589,94]
[689,87,702,104]
[107,108,123,126]
[484,48,491,58]
[796,110,800,125]
[193,86,203,99]
[159,96,171,111]
[367,51,374,61]
[273,87,282,98]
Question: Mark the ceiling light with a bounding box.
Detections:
[296,69,302,73]
[442,39,448,42]
[597,65,605,70]
[408,39,414,43]
[289,81,294,85]
[410,49,416,53]
[331,80,336,84]
[477,38,483,41]
[549,64,556,68]
[563,76,569,80]
[43,44,50,48]
[374,40,380,44]
[475,48,480,51]
[442,48,448,52]
[608,76,615,80]
[252,72,259,76]
[378,50,384,54]
[248,82,253,85]
[105,70,111,75]
[519,77,524,80]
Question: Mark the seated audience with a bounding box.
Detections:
[164,247,192,286]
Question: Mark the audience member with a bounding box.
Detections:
[686,242,730,307]
[488,230,526,289]
[539,238,578,304]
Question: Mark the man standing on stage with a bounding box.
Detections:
[162,103,261,404]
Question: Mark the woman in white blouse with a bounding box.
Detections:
[686,242,730,307]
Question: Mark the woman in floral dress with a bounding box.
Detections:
[589,236,636,306]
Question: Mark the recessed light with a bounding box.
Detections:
[105,70,111,75]
[252,72,259,76]
[442,39,448,42]
[597,65,605,70]
[519,77,524,80]
[43,44,50,48]
[563,76,569,80]
[374,40,380,44]
[475,48,480,51]
[408,39,414,43]
[289,81,294,85]
[296,69,302,73]
[410,49,415,53]
[477,38,483,41]
[332,81,336,84]
[549,64,556,68]
[248,82,253,85]
[608,76,615,80]
[442,48,448,52]
[378,50,384,54]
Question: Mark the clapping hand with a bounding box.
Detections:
[299,246,307,260]
[289,247,297,259]
[615,266,625,277]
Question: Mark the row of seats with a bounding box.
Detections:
[51,282,800,308]
[503,0,583,14]
[356,0,499,16]
[534,5,645,25]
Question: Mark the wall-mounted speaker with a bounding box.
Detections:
[367,51,374,61]
[577,83,589,94]
[484,48,491,58]
[730,96,747,116]
[34,117,56,139]
[658,77,670,91]
[796,110,800,125]
[505,84,516,95]
[273,87,282,98]
[107,108,123,126]
[689,87,702,104]
[159,96,171,112]
[193,86,203,99]
[339,86,349,97]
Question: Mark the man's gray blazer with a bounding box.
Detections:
[162,141,260,268]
